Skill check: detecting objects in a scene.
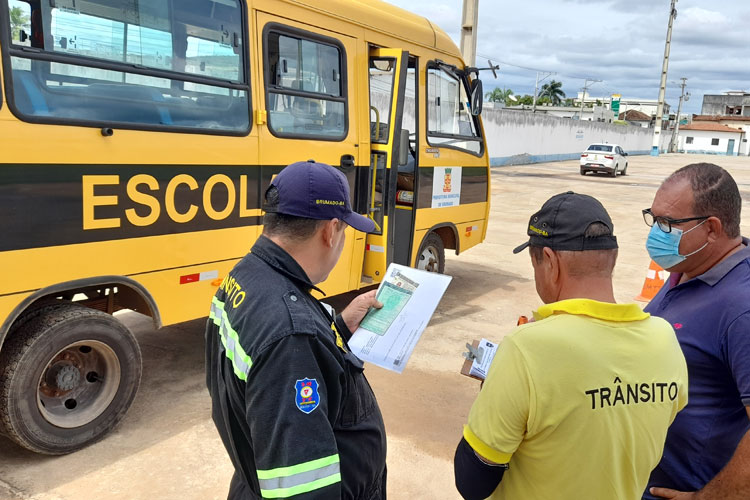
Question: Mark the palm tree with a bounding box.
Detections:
[539,80,566,106]
[10,7,29,41]
[484,88,515,106]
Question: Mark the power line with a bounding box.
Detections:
[579,78,602,119]
[477,52,603,85]
[669,77,688,153]
[476,53,552,75]
[532,71,555,113]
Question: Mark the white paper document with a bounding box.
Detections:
[348,264,452,373]
[468,339,499,380]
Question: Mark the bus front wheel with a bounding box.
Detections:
[417,232,445,274]
[0,304,141,455]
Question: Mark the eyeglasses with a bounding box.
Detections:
[642,208,709,233]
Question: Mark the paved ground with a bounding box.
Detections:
[1,154,749,500]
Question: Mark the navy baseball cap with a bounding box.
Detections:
[264,160,375,233]
[512,191,618,254]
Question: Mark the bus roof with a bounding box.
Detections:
[289,0,462,61]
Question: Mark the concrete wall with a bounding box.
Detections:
[678,129,744,155]
[481,108,670,166]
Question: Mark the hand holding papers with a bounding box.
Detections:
[359,270,418,335]
[349,264,452,373]
[459,317,528,381]
[460,339,499,380]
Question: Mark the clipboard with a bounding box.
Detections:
[460,340,484,381]
[459,317,527,381]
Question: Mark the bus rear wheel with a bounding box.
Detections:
[0,304,141,455]
[417,232,445,273]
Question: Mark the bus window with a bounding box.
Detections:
[426,64,483,155]
[397,61,418,194]
[8,1,30,46]
[6,0,34,107]
[369,58,396,144]
[265,29,346,140]
[4,0,249,134]
[368,152,387,234]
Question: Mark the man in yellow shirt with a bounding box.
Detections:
[454,192,688,500]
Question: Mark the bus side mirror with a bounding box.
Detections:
[470,79,483,116]
[398,129,410,166]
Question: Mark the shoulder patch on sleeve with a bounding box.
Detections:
[295,378,321,414]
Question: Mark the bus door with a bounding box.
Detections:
[363,48,412,282]
[255,12,364,294]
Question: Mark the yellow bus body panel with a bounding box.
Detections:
[0,0,489,334]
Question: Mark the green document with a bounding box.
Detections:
[360,281,413,335]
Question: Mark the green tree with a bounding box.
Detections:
[484,87,503,102]
[518,94,534,106]
[10,6,29,42]
[539,80,566,105]
[485,87,521,107]
[485,87,512,103]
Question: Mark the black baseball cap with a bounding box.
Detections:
[264,160,375,233]
[512,191,618,254]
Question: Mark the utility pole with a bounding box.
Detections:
[670,77,689,153]
[532,71,555,113]
[460,0,480,67]
[652,0,678,156]
[578,78,601,120]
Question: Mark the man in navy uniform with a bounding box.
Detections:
[206,160,386,499]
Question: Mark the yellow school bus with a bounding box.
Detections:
[0,0,490,454]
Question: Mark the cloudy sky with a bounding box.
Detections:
[388,0,750,115]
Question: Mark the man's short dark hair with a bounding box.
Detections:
[262,185,325,240]
[530,222,618,277]
[666,163,741,239]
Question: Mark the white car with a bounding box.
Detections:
[580,143,628,177]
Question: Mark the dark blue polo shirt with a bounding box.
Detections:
[644,238,750,497]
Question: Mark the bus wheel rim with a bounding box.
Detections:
[418,245,439,272]
[37,340,121,429]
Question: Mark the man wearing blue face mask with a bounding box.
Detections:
[643,163,750,500]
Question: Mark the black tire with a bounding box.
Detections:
[580,168,587,175]
[416,232,445,273]
[609,167,617,178]
[621,163,628,176]
[0,304,141,455]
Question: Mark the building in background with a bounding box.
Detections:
[689,115,750,155]
[701,91,750,117]
[575,93,670,118]
[678,122,745,156]
[692,114,750,129]
[619,109,652,128]
[503,95,667,124]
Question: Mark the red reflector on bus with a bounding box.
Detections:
[180,273,200,284]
